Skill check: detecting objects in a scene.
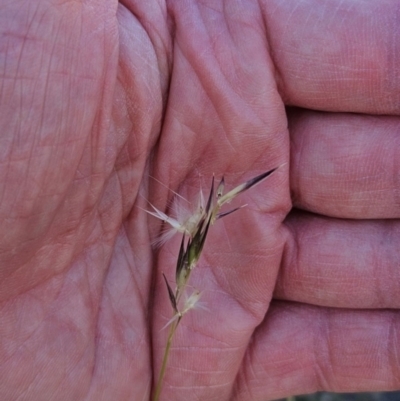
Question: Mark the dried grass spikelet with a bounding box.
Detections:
[151,167,278,401]
[143,185,207,247]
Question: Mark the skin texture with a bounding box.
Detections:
[0,0,399,400]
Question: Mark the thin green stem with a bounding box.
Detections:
[153,319,179,401]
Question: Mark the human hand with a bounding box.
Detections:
[0,1,399,401]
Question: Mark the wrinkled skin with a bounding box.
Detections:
[1,1,399,400]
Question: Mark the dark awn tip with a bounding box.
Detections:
[217,205,244,220]
[205,176,215,214]
[242,167,278,192]
[163,273,178,313]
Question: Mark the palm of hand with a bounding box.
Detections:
[1,1,399,401]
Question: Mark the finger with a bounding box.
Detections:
[289,109,400,219]
[233,302,400,401]
[261,0,400,114]
[275,212,400,309]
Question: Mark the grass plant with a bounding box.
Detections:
[148,168,279,401]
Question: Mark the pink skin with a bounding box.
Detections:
[0,1,399,400]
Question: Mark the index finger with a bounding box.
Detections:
[262,0,400,114]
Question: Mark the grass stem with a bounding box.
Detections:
[153,319,179,401]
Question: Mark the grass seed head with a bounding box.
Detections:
[153,167,280,401]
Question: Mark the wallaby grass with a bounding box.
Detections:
[147,168,278,401]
